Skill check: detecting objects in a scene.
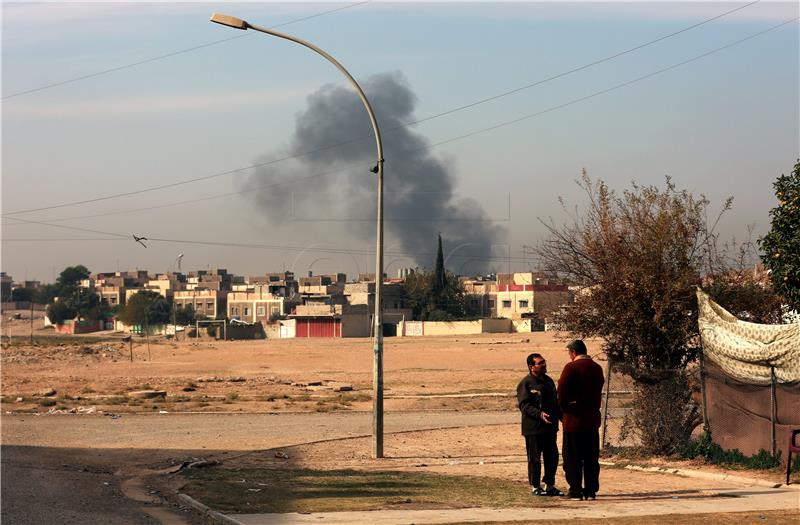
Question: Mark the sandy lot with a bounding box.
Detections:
[4,323,795,524]
[1,329,600,414]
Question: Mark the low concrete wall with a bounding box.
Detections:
[279,319,296,338]
[512,319,532,333]
[482,318,513,333]
[342,314,370,338]
[402,318,514,336]
[54,319,104,335]
[228,322,266,340]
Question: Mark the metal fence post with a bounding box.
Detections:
[699,351,709,430]
[771,366,777,457]
[601,357,612,449]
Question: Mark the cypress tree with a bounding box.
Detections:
[433,233,445,299]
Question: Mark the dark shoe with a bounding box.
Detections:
[567,492,584,500]
[583,490,596,500]
[532,486,546,496]
[545,486,564,497]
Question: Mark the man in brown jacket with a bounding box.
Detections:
[557,339,605,500]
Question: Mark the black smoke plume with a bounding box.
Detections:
[239,72,507,275]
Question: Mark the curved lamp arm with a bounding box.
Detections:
[210,13,386,459]
[210,13,384,168]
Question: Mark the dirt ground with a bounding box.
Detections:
[3,320,796,523]
[1,325,594,415]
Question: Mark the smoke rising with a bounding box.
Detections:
[240,72,507,274]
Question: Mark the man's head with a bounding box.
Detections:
[566,339,587,361]
[527,352,547,376]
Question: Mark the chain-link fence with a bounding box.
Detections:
[599,355,800,464]
[599,360,702,454]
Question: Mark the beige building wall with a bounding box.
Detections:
[173,289,226,319]
[494,289,535,319]
[228,294,285,324]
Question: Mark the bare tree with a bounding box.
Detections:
[536,172,740,453]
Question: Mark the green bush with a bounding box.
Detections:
[680,428,781,469]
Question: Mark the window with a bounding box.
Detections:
[519,300,529,308]
[257,306,266,316]
[502,300,511,308]
[232,306,238,315]
[244,307,250,316]
[110,297,117,304]
[207,302,214,311]
[488,300,495,308]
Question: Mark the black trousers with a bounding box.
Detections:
[524,432,558,487]
[562,430,600,495]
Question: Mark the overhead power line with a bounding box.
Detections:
[3,13,795,227]
[1,0,763,218]
[1,1,371,100]
[0,217,534,263]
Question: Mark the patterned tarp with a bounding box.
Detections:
[697,288,800,385]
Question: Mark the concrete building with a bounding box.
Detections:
[227,286,287,324]
[462,277,499,317]
[173,289,228,319]
[494,273,570,324]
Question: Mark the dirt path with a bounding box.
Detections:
[230,488,800,525]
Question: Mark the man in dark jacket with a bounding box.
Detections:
[517,352,563,496]
[557,339,605,500]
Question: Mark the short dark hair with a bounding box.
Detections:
[567,339,587,355]
[527,353,543,366]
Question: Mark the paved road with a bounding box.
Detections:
[1,410,516,451]
[1,446,159,525]
[1,411,515,524]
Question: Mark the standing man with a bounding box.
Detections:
[517,353,563,496]
[557,339,605,500]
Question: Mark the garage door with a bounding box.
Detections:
[296,319,341,337]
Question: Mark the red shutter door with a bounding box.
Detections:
[309,319,335,337]
[297,320,309,338]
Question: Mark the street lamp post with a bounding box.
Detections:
[210,13,386,458]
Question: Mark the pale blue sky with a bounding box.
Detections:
[2,1,798,281]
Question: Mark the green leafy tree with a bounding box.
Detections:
[404,269,466,321]
[118,291,171,328]
[173,304,196,325]
[10,288,33,302]
[759,160,800,312]
[56,265,90,295]
[43,265,94,324]
[46,300,77,325]
[35,283,60,305]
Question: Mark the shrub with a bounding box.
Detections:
[620,371,701,455]
[680,428,782,469]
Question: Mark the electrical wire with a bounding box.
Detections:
[1,1,766,218]
[1,2,371,100]
[3,14,795,227]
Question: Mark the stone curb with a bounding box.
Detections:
[177,493,246,525]
[599,460,800,491]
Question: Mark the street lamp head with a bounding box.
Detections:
[210,13,248,30]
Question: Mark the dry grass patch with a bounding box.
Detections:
[180,467,554,513]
